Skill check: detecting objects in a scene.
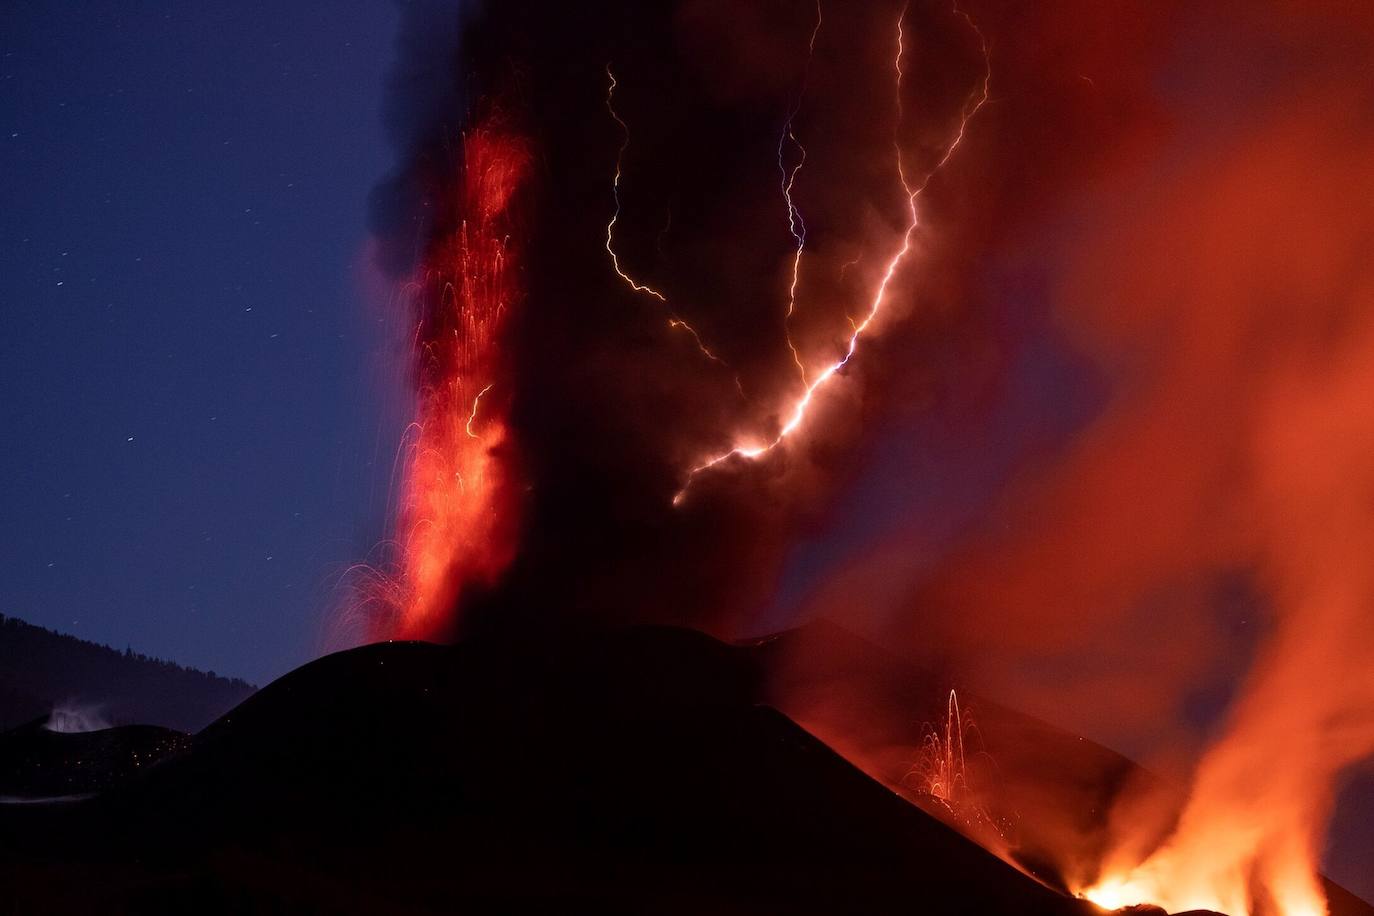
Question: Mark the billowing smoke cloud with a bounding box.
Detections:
[1073,78,1374,913]
[783,2,1374,910]
[368,0,475,280]
[364,0,1374,909]
[366,0,1010,641]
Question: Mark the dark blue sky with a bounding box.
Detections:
[1,1,406,685]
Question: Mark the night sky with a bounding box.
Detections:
[1,1,404,685]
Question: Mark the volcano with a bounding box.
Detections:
[7,0,1374,911]
[1,623,1368,915]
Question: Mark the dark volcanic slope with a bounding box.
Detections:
[3,625,1369,915]
[4,626,1097,915]
[760,622,1374,916]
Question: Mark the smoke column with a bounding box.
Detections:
[360,0,1000,642]
[359,0,1374,908]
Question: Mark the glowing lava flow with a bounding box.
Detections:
[672,4,991,504]
[380,119,530,639]
[605,67,729,369]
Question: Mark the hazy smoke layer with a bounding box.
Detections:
[368,0,1374,905]
[787,1,1374,907]
[371,0,1009,639]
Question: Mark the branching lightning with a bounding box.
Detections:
[605,66,732,369]
[465,382,494,439]
[672,2,991,504]
[780,0,825,386]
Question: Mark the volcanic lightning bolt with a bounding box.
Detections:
[465,382,495,439]
[605,67,732,369]
[671,3,991,504]
[779,0,825,386]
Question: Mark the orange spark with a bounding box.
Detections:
[912,689,971,809]
[904,689,1006,835]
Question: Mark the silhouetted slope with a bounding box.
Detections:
[0,614,255,732]
[2,625,1368,915]
[4,627,1099,915]
[762,621,1373,916]
[760,620,1146,889]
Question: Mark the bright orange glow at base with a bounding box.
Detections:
[1081,864,1326,916]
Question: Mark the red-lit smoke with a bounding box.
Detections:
[788,4,1374,912]
[357,1,1374,910]
[673,3,989,502]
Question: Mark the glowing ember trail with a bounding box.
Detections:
[376,119,530,640]
[905,690,1006,837]
[911,690,972,813]
[672,4,991,504]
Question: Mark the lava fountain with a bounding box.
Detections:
[363,115,530,641]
